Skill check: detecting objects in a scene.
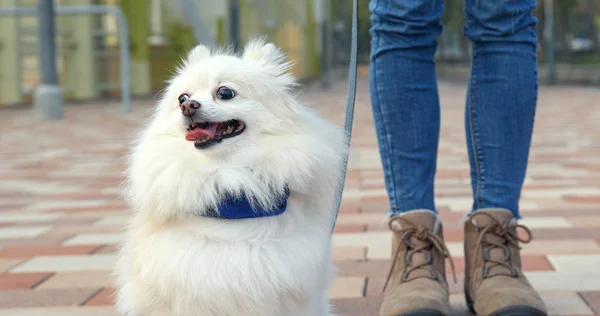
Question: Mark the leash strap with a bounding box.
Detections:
[331,0,358,233]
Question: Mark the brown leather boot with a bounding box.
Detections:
[379,210,456,316]
[463,209,547,316]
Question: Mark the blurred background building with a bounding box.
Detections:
[0,0,599,107]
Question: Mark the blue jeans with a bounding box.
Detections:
[369,0,538,218]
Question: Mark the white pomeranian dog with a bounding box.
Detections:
[113,39,345,316]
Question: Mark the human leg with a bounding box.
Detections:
[462,1,546,315]
[369,1,454,315]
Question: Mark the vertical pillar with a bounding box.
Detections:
[261,0,278,44]
[229,0,240,50]
[0,0,22,105]
[305,0,320,79]
[315,0,329,88]
[34,0,64,120]
[119,0,151,96]
[62,0,98,100]
[544,0,556,85]
[149,0,165,45]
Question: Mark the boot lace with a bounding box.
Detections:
[382,216,457,292]
[470,212,533,279]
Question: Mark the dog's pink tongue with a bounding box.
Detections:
[185,123,219,141]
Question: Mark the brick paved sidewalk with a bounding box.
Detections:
[1,77,600,315]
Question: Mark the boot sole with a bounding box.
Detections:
[397,309,447,316]
[465,293,547,316]
[488,306,548,316]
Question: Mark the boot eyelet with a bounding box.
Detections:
[401,270,410,282]
[423,251,432,264]
[503,245,511,261]
[482,248,491,261]
[482,265,490,278]
[510,266,519,278]
[404,251,412,265]
[403,235,412,247]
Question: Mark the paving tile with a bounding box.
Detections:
[49,205,127,214]
[332,231,393,259]
[332,247,366,262]
[0,181,82,196]
[440,229,464,242]
[84,287,115,306]
[364,277,386,297]
[24,200,114,212]
[436,197,474,213]
[0,306,118,316]
[520,239,600,255]
[328,277,365,299]
[563,196,600,203]
[519,216,573,229]
[336,213,387,226]
[0,226,51,239]
[0,235,69,248]
[360,201,390,213]
[338,206,360,214]
[93,216,128,226]
[51,219,100,226]
[0,213,64,223]
[0,259,24,272]
[339,197,360,215]
[331,297,381,316]
[333,224,366,233]
[0,245,100,258]
[68,211,127,220]
[580,291,600,313]
[541,291,595,315]
[438,198,541,213]
[521,209,600,217]
[37,271,111,289]
[0,273,53,290]
[547,254,600,273]
[43,226,123,236]
[0,288,100,307]
[61,233,124,246]
[332,231,390,248]
[568,216,600,227]
[522,187,600,198]
[91,246,118,255]
[526,272,600,291]
[335,260,389,278]
[530,227,600,240]
[10,255,115,273]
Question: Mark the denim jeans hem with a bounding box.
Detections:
[387,208,438,218]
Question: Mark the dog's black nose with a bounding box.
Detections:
[180,99,201,116]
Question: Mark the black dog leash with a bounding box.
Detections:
[331,0,358,233]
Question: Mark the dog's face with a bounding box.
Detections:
[148,39,298,157]
[127,40,344,221]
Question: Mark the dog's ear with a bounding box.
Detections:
[185,44,211,65]
[242,39,288,68]
[242,38,296,90]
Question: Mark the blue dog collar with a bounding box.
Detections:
[202,187,290,219]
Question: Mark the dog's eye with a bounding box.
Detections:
[178,94,190,105]
[216,87,235,100]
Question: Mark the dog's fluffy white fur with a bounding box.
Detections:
[113,39,345,316]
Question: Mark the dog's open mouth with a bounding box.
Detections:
[185,119,245,149]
